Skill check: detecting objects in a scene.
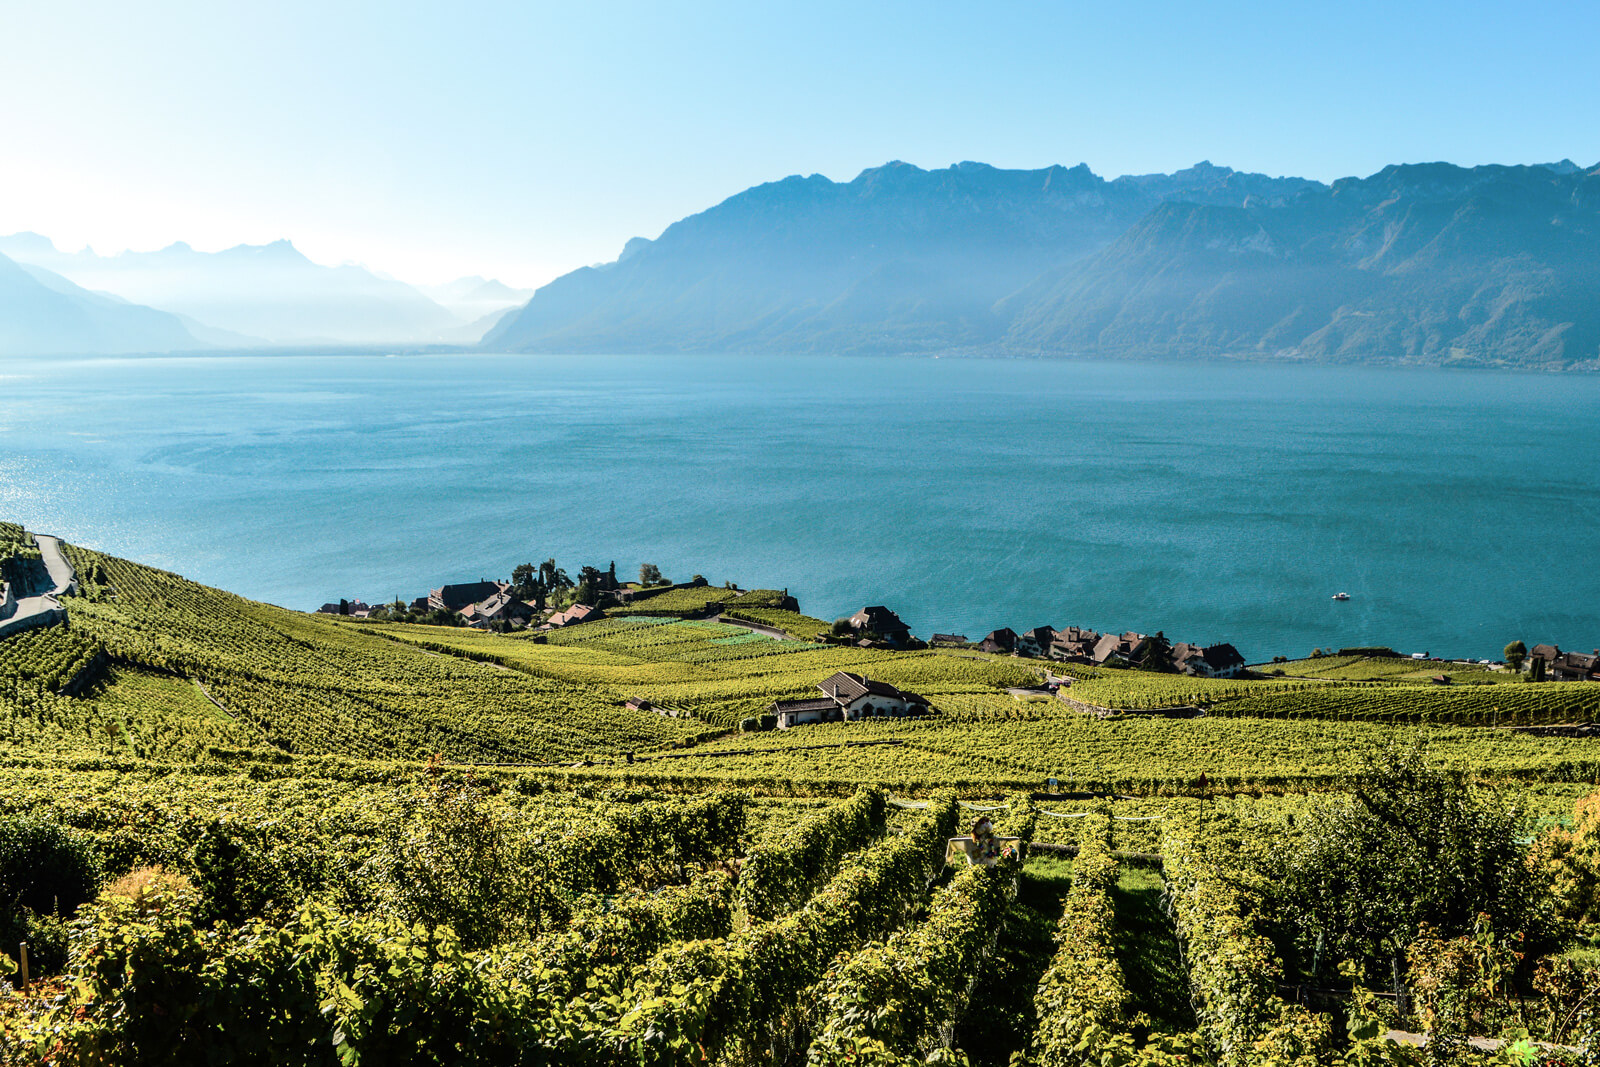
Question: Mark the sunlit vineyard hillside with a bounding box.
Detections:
[6,527,1600,1065]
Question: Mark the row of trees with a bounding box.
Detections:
[507,560,676,608]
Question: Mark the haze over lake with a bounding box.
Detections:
[2,352,1595,661]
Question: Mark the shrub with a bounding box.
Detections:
[6,874,329,1067]
[188,819,296,924]
[0,815,101,917]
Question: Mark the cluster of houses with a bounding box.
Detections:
[318,579,606,632]
[977,624,1247,678]
[846,603,1247,678]
[1530,644,1600,682]
[770,671,927,729]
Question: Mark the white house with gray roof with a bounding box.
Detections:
[771,671,925,729]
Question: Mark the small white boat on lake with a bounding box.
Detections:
[1331,592,1351,601]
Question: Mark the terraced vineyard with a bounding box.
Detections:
[23,543,718,762]
[0,770,1473,1065]
[370,616,1041,730]
[1264,652,1509,684]
[7,526,1600,1063]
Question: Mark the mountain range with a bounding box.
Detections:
[0,251,204,356]
[0,235,530,351]
[487,159,1600,370]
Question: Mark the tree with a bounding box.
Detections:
[1137,630,1174,672]
[338,598,349,616]
[539,559,571,593]
[510,563,553,607]
[606,561,618,591]
[1530,657,1547,682]
[831,617,854,638]
[1535,787,1600,940]
[510,563,536,597]
[574,565,605,605]
[1272,741,1544,989]
[639,563,662,586]
[1505,641,1527,672]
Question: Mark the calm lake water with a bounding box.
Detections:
[1,352,1596,661]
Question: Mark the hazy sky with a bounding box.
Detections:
[1,0,1595,288]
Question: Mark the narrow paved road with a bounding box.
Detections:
[0,531,78,638]
[32,534,77,595]
[708,614,794,640]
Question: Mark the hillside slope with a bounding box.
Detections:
[0,234,464,346]
[0,251,202,355]
[485,160,1317,356]
[1,529,708,762]
[1005,163,1600,368]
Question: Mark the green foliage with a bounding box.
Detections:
[1406,916,1525,1057]
[379,774,551,948]
[0,813,101,919]
[1271,742,1545,978]
[0,814,101,976]
[1138,632,1175,673]
[737,787,887,921]
[593,793,960,1065]
[187,817,300,924]
[380,783,747,945]
[807,861,1017,1065]
[1029,814,1130,1065]
[9,873,332,1067]
[0,626,102,693]
[1162,815,1331,1067]
[721,606,831,640]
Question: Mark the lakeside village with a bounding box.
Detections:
[315,558,1600,730]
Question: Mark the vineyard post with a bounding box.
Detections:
[18,942,27,991]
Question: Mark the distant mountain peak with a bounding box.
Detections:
[225,238,306,261]
[1,232,461,344]
[488,157,1600,370]
[0,249,202,355]
[0,232,61,255]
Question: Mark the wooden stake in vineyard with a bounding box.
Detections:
[18,941,28,992]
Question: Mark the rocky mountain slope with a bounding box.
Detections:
[488,159,1600,369]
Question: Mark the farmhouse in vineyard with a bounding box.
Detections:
[1015,626,1056,657]
[1530,644,1600,682]
[846,606,913,647]
[771,671,927,728]
[980,628,1017,653]
[429,580,509,613]
[1170,641,1248,678]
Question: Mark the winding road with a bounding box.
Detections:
[0,531,78,638]
[32,535,77,596]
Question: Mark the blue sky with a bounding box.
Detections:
[1,0,1594,286]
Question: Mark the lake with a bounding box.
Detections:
[1,352,1596,662]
